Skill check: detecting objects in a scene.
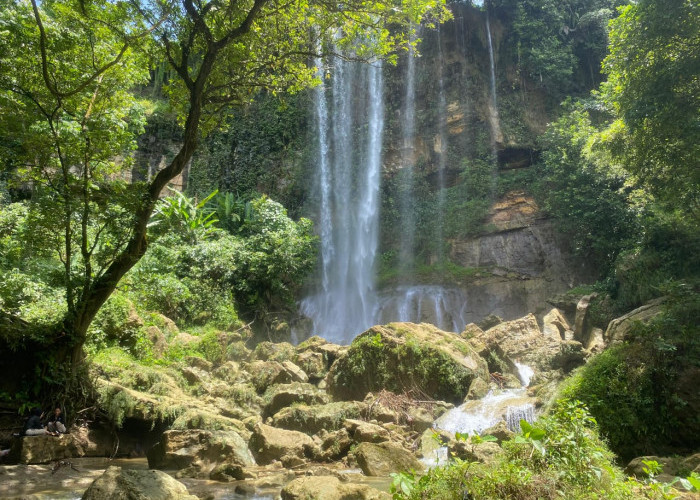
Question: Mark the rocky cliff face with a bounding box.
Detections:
[376,191,590,329]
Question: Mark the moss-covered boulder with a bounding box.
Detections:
[271,401,366,435]
[263,382,328,418]
[327,323,488,403]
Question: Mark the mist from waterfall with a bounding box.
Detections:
[300,57,384,344]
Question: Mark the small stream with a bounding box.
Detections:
[422,363,537,467]
[0,457,392,499]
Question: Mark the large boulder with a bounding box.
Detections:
[248,360,308,393]
[147,429,254,477]
[352,442,424,476]
[542,308,572,340]
[344,419,390,444]
[625,454,700,483]
[327,323,488,404]
[271,402,366,435]
[263,383,329,418]
[81,466,197,500]
[248,423,314,466]
[468,313,583,374]
[605,297,665,344]
[281,476,390,500]
[9,426,113,464]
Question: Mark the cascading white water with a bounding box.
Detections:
[373,286,469,332]
[435,25,448,262]
[485,7,502,147]
[433,363,537,436]
[300,57,384,344]
[398,30,418,270]
[485,9,498,113]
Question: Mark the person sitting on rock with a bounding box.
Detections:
[46,407,66,434]
[23,407,55,436]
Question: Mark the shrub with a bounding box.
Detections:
[394,400,647,500]
[560,284,700,459]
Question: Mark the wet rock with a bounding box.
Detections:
[271,401,366,435]
[460,323,485,339]
[353,442,424,476]
[328,323,488,404]
[573,294,595,343]
[605,297,665,344]
[551,340,586,372]
[263,383,328,418]
[281,476,390,500]
[248,423,314,465]
[466,378,490,400]
[405,406,435,433]
[82,466,197,500]
[478,315,503,331]
[147,429,254,476]
[208,463,244,482]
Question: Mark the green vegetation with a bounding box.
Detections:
[329,323,486,403]
[392,400,669,500]
[0,0,448,405]
[560,286,700,459]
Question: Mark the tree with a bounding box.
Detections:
[533,102,636,272]
[0,0,448,380]
[492,0,628,92]
[596,0,700,211]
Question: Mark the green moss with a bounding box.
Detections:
[329,324,486,403]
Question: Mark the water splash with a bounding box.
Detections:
[433,363,537,436]
[515,361,535,387]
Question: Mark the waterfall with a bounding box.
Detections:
[373,286,469,332]
[314,57,332,292]
[486,10,498,112]
[485,8,501,146]
[300,57,384,344]
[398,30,418,273]
[435,25,448,263]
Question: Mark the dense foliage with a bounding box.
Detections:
[561,286,700,459]
[394,400,660,499]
